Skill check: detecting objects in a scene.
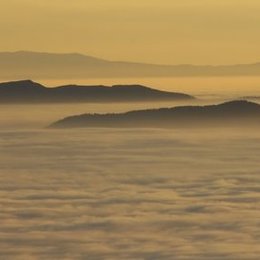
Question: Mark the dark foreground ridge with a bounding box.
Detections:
[50,100,260,128]
[0,80,194,103]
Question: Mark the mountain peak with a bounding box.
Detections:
[216,100,260,111]
[0,79,45,89]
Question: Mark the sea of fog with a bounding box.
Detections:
[0,95,260,258]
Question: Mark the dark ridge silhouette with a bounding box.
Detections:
[0,80,194,103]
[49,100,260,128]
[241,96,260,101]
[1,51,260,79]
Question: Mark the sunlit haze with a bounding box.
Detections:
[1,1,260,259]
[1,0,260,64]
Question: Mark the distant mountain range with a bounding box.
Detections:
[0,80,194,103]
[50,100,260,128]
[1,51,260,79]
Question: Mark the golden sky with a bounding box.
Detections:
[1,0,260,65]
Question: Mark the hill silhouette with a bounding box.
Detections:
[1,51,260,79]
[50,100,260,128]
[0,80,194,103]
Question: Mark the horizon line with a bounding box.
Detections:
[1,50,260,67]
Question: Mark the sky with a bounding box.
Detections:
[1,0,260,65]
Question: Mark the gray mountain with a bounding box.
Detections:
[50,100,260,128]
[1,51,260,79]
[0,80,194,103]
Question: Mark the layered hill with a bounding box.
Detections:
[50,100,260,128]
[0,80,194,103]
[1,51,260,79]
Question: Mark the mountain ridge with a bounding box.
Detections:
[1,51,260,79]
[50,100,260,129]
[0,79,194,103]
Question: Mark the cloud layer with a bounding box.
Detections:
[0,128,259,259]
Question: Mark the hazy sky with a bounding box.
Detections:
[1,0,260,65]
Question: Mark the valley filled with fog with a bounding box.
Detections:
[0,95,260,259]
[2,0,260,257]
